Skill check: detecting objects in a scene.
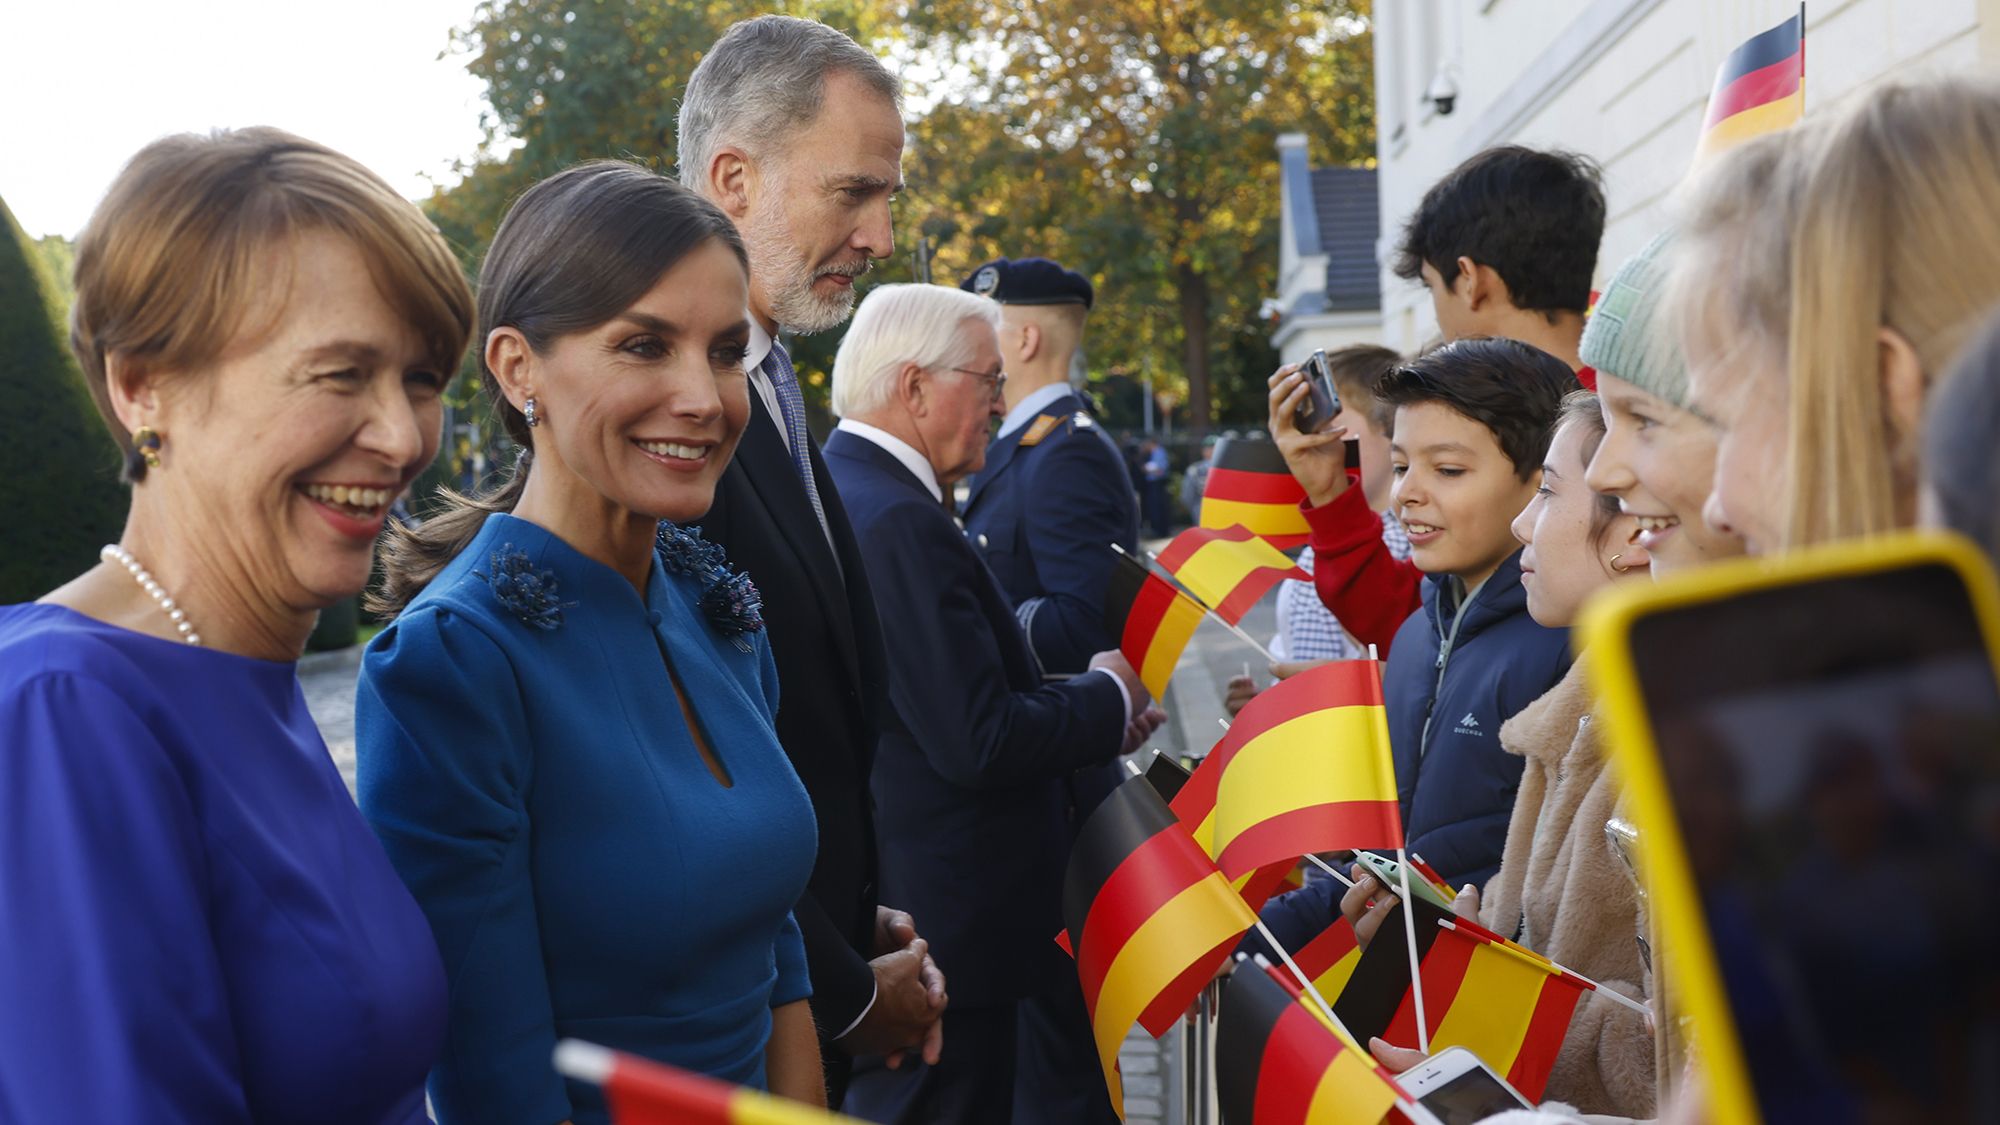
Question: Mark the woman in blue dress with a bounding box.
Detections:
[358,162,822,1124]
[0,129,473,1120]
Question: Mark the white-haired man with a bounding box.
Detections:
[822,284,1163,1123]
[679,15,933,1108]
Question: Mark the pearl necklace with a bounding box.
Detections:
[100,544,203,645]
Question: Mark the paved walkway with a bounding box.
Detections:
[294,585,1277,1125]
[300,644,363,800]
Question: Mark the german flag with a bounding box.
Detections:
[1104,552,1207,699]
[1695,7,1804,160]
[1332,901,1593,1102]
[1208,660,1403,878]
[1064,775,1260,1111]
[1217,955,1405,1125]
[552,1040,862,1124]
[1202,438,1311,548]
[1156,526,1309,625]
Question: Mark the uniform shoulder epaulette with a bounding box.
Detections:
[1018,413,1063,447]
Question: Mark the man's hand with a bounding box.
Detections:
[1337,864,1401,951]
[841,908,947,1067]
[1088,648,1153,715]
[1224,674,1258,718]
[1121,705,1167,755]
[1267,364,1351,508]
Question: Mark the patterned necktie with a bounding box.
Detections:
[764,341,830,535]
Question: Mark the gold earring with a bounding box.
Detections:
[132,426,163,469]
[1609,553,1633,573]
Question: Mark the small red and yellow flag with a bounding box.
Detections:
[1208,660,1404,879]
[1156,526,1309,625]
[553,1040,862,1125]
[1064,775,1261,1114]
[1104,553,1207,699]
[1202,438,1311,548]
[1334,901,1594,1103]
[1169,749,1309,921]
[1293,914,1365,1004]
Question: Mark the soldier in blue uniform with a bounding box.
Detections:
[960,257,1141,679]
[957,256,1141,1125]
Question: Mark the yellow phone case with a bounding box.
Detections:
[1575,530,2000,1125]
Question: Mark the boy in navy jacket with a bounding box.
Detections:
[1258,338,1579,952]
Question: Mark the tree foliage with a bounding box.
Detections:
[0,198,125,602]
[896,0,1375,429]
[431,0,1374,436]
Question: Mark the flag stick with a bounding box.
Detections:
[1302,852,1356,889]
[1217,717,1231,733]
[1394,847,1432,1053]
[553,1039,614,1084]
[1111,542,1281,665]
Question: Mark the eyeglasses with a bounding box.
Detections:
[947,366,1008,401]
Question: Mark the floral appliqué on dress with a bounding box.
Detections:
[657,522,765,650]
[476,545,574,631]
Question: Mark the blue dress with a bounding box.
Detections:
[357,513,817,1125]
[0,603,446,1122]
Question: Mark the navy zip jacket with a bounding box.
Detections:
[1255,550,1571,953]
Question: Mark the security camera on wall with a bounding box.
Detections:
[1427,69,1459,116]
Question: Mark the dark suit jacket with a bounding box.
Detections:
[823,429,1127,1008]
[698,391,889,1058]
[962,392,1139,677]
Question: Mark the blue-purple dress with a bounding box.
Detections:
[0,603,446,1122]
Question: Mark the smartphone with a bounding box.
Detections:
[1397,1047,1534,1123]
[1350,851,1456,912]
[1292,349,1341,434]
[1582,532,2000,1125]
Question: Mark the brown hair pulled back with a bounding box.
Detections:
[369,161,747,615]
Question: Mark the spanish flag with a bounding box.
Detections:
[1064,774,1261,1112]
[1294,914,1365,1004]
[1156,526,1309,625]
[1695,7,1804,160]
[1333,901,1593,1102]
[1104,552,1207,698]
[1170,750,1310,917]
[1202,438,1311,548]
[1209,660,1403,879]
[1217,956,1405,1125]
[552,1040,863,1124]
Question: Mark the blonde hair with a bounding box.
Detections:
[1674,74,2000,549]
[69,127,474,478]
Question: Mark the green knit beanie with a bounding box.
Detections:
[1580,229,1689,408]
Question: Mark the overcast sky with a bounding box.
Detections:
[3,0,492,239]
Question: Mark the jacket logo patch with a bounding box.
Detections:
[1454,712,1483,736]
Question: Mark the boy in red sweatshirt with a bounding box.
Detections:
[1268,146,1604,656]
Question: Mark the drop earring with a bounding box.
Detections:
[524,397,541,427]
[133,427,163,468]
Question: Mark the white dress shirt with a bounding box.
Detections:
[744,318,789,453]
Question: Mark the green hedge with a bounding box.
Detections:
[0,198,126,603]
